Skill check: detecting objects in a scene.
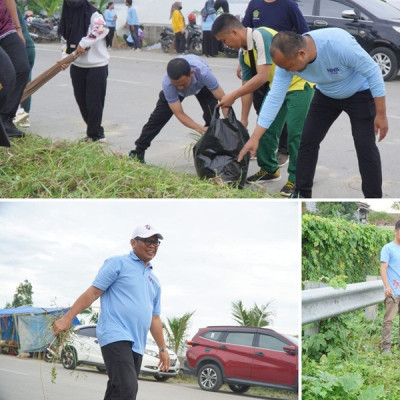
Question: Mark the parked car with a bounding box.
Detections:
[184,326,298,394]
[297,0,400,81]
[60,324,180,381]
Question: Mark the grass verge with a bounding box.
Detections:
[0,135,269,198]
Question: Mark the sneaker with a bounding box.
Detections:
[18,118,30,128]
[382,348,391,355]
[13,111,29,124]
[280,181,295,197]
[247,169,281,183]
[2,117,25,138]
[81,136,106,143]
[277,151,289,168]
[129,149,145,164]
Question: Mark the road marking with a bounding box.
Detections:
[0,368,29,376]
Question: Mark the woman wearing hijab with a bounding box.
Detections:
[104,1,117,48]
[170,1,185,54]
[58,0,109,142]
[202,0,218,57]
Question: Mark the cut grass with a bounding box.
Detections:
[0,135,271,198]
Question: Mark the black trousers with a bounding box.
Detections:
[296,88,382,198]
[101,341,143,400]
[0,32,30,119]
[174,32,185,54]
[135,86,217,151]
[70,64,108,139]
[106,27,115,48]
[202,31,218,57]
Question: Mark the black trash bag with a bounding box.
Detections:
[193,107,250,188]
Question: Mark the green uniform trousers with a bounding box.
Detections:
[257,83,314,183]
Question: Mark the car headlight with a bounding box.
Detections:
[393,26,400,34]
[144,349,159,358]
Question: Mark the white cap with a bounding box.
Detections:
[132,224,164,240]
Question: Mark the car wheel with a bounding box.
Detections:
[228,384,251,393]
[61,347,77,370]
[370,47,398,81]
[43,350,54,363]
[154,376,169,382]
[197,363,223,392]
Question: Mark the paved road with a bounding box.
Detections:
[0,355,294,400]
[26,44,400,198]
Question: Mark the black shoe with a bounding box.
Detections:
[247,169,281,183]
[129,149,145,164]
[2,117,25,138]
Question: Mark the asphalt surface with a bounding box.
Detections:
[24,43,400,198]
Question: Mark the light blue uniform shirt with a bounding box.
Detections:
[93,251,161,355]
[258,28,386,129]
[202,12,216,31]
[162,54,219,103]
[381,241,400,296]
[104,9,116,28]
[126,6,139,26]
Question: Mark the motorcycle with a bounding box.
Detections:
[159,26,174,53]
[25,10,59,43]
[186,22,202,55]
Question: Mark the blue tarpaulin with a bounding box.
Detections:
[0,306,80,352]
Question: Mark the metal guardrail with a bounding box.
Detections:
[302,280,385,325]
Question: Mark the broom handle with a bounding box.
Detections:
[21,52,80,104]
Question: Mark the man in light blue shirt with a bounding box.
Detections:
[125,0,141,50]
[239,28,388,198]
[53,223,170,400]
[381,220,400,354]
[129,55,226,163]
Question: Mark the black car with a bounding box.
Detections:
[297,0,400,80]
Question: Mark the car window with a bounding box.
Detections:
[319,0,352,18]
[224,332,254,346]
[258,334,287,352]
[353,0,400,21]
[297,0,314,15]
[77,326,97,338]
[201,331,224,341]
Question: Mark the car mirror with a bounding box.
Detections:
[283,345,297,355]
[342,9,358,20]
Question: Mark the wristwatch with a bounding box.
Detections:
[159,348,167,352]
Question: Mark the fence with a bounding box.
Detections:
[302,278,384,326]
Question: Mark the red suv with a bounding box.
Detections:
[184,326,298,394]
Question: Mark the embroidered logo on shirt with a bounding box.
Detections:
[252,10,260,19]
[393,280,400,289]
[327,67,340,74]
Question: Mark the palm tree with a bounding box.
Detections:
[231,300,273,327]
[163,311,195,355]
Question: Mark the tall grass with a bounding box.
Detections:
[0,135,269,198]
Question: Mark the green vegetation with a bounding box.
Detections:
[302,214,392,284]
[231,300,274,327]
[163,311,195,356]
[5,280,33,308]
[303,310,400,399]
[0,135,267,198]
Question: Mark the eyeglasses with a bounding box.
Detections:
[136,238,161,247]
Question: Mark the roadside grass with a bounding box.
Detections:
[0,135,270,198]
[149,373,298,399]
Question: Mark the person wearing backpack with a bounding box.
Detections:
[202,0,218,57]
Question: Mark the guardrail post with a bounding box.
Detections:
[303,281,328,336]
[365,276,381,320]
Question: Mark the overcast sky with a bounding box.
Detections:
[0,200,301,339]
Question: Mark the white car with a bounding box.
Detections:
[61,324,180,381]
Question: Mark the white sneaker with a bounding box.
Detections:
[13,111,29,124]
[19,118,30,128]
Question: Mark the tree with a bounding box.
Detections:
[5,280,33,308]
[163,311,195,356]
[316,202,358,221]
[231,300,273,327]
[368,210,396,225]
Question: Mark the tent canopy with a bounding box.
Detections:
[0,306,81,352]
